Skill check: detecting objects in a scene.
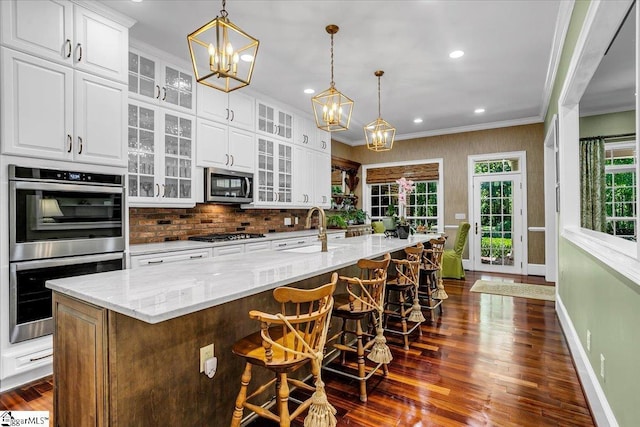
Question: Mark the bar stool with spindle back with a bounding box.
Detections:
[323,253,391,403]
[384,243,425,350]
[230,274,338,427]
[419,237,447,318]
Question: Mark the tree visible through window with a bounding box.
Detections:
[605,142,637,241]
[369,181,438,229]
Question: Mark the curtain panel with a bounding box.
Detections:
[579,137,606,232]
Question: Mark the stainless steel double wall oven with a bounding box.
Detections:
[8,165,126,343]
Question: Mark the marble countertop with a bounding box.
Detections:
[129,229,346,255]
[47,233,436,324]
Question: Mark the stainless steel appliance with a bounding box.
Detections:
[204,168,253,204]
[188,232,265,242]
[8,165,126,343]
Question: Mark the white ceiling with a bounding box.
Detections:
[107,0,566,145]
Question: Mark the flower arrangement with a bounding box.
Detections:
[395,177,415,226]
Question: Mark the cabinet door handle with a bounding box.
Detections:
[67,134,72,153]
[77,136,83,154]
[225,154,229,165]
[230,154,234,166]
[155,183,160,197]
[475,222,478,235]
[155,85,161,99]
[65,39,72,58]
[230,110,235,121]
[147,260,164,264]
[225,108,229,120]
[162,184,166,197]
[189,255,204,259]
[274,125,279,135]
[277,243,287,247]
[161,87,167,101]
[76,43,82,62]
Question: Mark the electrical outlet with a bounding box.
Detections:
[294,216,299,225]
[200,344,214,373]
[284,217,292,226]
[600,354,605,380]
[586,330,591,352]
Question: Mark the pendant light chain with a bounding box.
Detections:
[377,75,381,118]
[220,0,228,18]
[330,33,335,88]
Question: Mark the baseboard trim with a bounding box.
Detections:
[556,295,618,427]
[462,259,471,270]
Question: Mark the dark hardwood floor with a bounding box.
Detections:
[0,271,594,426]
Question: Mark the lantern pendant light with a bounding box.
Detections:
[187,0,259,93]
[312,25,354,132]
[364,70,395,151]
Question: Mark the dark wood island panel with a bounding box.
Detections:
[52,262,382,426]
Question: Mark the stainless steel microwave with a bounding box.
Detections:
[204,168,253,204]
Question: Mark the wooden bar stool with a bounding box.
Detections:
[230,274,338,427]
[419,237,447,317]
[323,254,391,403]
[384,244,425,350]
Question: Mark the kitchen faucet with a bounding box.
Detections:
[305,206,328,252]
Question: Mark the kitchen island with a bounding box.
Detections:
[47,233,436,426]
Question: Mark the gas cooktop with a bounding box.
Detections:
[188,233,266,242]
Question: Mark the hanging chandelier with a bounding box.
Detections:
[312,25,354,132]
[364,70,395,151]
[187,0,259,93]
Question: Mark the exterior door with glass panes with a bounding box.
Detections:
[472,174,522,274]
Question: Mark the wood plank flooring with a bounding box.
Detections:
[0,271,594,426]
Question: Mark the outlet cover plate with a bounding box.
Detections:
[200,344,214,372]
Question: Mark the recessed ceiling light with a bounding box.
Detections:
[474,108,485,114]
[449,50,464,59]
[304,88,315,94]
[131,0,143,2]
[413,118,423,124]
[240,54,254,63]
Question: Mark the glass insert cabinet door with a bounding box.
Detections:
[162,113,192,200]
[472,174,522,274]
[257,138,275,202]
[128,102,156,199]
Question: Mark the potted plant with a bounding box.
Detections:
[382,203,397,231]
[395,177,415,239]
[326,213,348,229]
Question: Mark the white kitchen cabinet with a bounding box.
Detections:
[1,48,126,166]
[255,137,292,206]
[256,100,293,142]
[293,146,331,208]
[272,237,313,250]
[129,248,211,268]
[0,0,129,83]
[196,118,254,173]
[293,145,314,206]
[127,100,195,207]
[316,128,331,152]
[212,245,244,257]
[294,115,316,147]
[313,150,332,207]
[197,84,254,131]
[128,48,195,114]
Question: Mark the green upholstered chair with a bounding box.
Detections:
[441,222,470,279]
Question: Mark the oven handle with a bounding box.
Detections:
[13,180,123,194]
[12,252,124,272]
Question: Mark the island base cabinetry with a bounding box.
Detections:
[52,271,352,426]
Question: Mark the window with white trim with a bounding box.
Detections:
[369,181,439,229]
[605,141,637,241]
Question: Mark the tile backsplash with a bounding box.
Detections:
[129,205,315,244]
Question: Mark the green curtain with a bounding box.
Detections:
[579,137,606,232]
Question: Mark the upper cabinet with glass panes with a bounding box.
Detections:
[128,47,195,115]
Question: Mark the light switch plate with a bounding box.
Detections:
[455,213,466,220]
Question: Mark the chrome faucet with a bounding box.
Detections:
[305,206,328,252]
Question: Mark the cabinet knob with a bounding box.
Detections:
[65,40,72,58]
